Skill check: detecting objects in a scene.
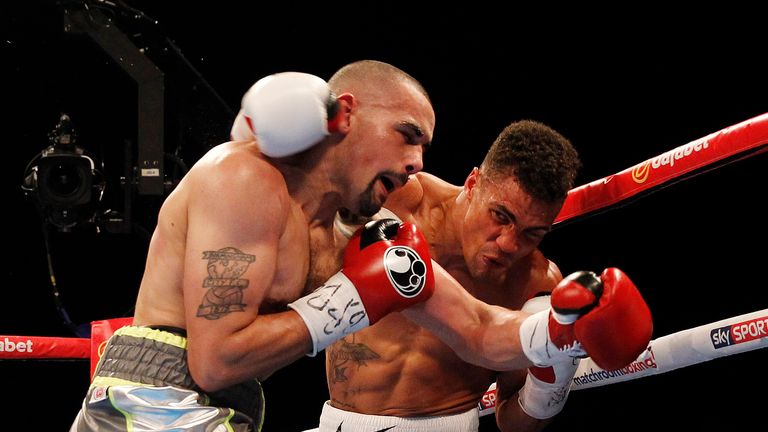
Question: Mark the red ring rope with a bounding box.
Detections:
[555,112,768,226]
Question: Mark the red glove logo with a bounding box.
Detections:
[384,246,428,298]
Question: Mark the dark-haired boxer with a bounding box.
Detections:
[318,120,652,432]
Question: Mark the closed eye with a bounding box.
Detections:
[525,230,548,241]
[399,121,431,149]
[491,209,510,224]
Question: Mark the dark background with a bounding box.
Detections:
[2,2,766,430]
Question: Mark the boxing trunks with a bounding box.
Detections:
[316,401,480,432]
[69,326,264,432]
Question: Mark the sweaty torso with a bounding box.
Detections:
[327,173,554,416]
[132,141,341,328]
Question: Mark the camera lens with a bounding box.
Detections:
[46,163,85,197]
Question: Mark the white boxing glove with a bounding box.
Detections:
[230,72,341,157]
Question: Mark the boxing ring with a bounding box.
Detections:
[3,113,767,430]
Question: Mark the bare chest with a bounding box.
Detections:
[305,226,344,294]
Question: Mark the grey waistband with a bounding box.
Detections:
[94,325,195,389]
[92,325,264,423]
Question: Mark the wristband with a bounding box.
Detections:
[288,272,370,356]
[518,370,572,419]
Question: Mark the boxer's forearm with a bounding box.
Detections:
[403,262,533,370]
[496,397,551,432]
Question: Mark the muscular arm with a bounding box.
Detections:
[402,263,534,371]
[403,257,568,429]
[182,155,311,391]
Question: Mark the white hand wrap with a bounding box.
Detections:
[520,296,556,366]
[519,309,562,367]
[519,296,585,367]
[288,272,370,356]
[231,72,337,157]
[518,294,579,419]
[518,359,578,419]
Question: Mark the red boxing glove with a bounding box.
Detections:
[520,268,652,371]
[556,268,653,371]
[289,219,434,355]
[342,218,435,323]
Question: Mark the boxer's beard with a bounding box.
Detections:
[357,183,381,217]
[357,172,408,217]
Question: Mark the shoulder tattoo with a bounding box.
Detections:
[196,247,255,320]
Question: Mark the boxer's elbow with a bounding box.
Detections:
[188,351,240,392]
[188,340,255,392]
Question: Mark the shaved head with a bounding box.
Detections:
[328,60,430,104]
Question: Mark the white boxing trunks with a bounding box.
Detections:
[316,401,480,432]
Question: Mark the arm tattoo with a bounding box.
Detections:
[196,247,255,320]
[328,336,380,383]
